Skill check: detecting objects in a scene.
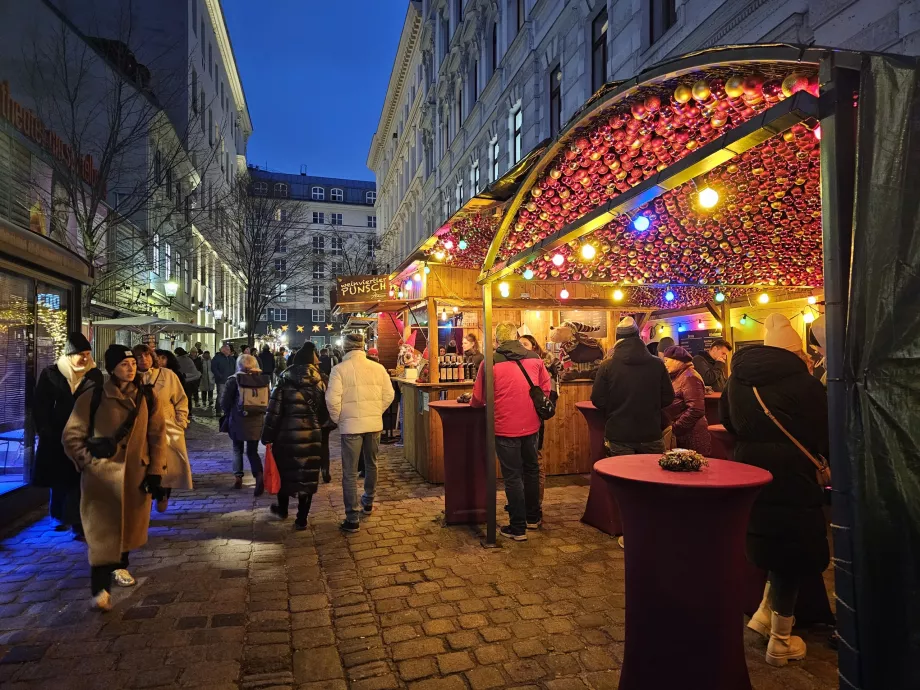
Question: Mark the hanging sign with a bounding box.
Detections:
[336,275,390,303]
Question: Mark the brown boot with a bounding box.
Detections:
[253,473,265,497]
[232,476,243,490]
[766,613,807,667]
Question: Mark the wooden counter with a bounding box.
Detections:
[396,378,595,483]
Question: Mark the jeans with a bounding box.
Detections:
[202,388,213,405]
[233,440,264,477]
[496,433,541,533]
[604,438,666,457]
[341,432,380,524]
[278,491,315,524]
[215,382,226,414]
[768,571,800,617]
[90,552,129,595]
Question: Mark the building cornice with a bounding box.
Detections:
[206,0,253,136]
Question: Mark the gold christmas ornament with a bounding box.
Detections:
[673,83,693,103]
[724,75,745,99]
[691,80,711,102]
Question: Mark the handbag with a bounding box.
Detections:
[513,360,556,421]
[752,386,831,486]
[85,381,151,459]
[263,444,281,495]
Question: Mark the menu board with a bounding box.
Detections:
[678,328,724,356]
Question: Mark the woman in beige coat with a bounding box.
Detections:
[63,345,165,611]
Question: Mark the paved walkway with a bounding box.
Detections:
[0,414,837,689]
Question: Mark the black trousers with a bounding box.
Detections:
[277,492,314,524]
[90,552,129,595]
[768,571,801,617]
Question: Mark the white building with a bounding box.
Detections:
[369,0,920,265]
[248,168,379,349]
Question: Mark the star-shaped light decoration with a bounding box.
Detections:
[325,324,333,331]
[296,325,304,333]
[312,325,320,332]
[281,324,288,331]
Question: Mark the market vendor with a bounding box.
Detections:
[692,339,732,392]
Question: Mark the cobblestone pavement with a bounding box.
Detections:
[0,412,838,689]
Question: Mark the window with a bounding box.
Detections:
[366,238,377,256]
[313,236,325,254]
[366,191,376,204]
[277,283,288,303]
[200,89,206,133]
[208,44,213,77]
[491,22,498,76]
[153,233,160,274]
[253,230,264,254]
[175,183,182,211]
[192,0,197,32]
[471,59,478,100]
[313,211,325,224]
[185,194,192,224]
[274,182,288,197]
[208,182,213,219]
[273,208,288,222]
[175,250,182,288]
[592,8,608,93]
[268,308,288,322]
[331,188,343,202]
[517,0,526,33]
[650,0,677,45]
[201,23,206,67]
[439,11,450,60]
[440,118,448,158]
[512,108,523,164]
[330,213,342,226]
[208,109,214,146]
[164,242,172,280]
[312,309,326,323]
[154,150,162,185]
[491,140,500,181]
[331,261,344,276]
[311,186,325,200]
[192,70,198,112]
[253,181,267,196]
[275,237,287,253]
[456,180,463,208]
[550,65,562,137]
[471,162,480,193]
[331,237,344,255]
[274,258,286,277]
[456,87,463,130]
[454,0,462,25]
[312,285,324,304]
[367,215,377,228]
[313,261,324,279]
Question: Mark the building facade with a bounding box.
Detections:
[248,168,379,350]
[369,0,920,264]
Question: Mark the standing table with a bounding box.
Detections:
[428,401,487,524]
[576,402,623,537]
[596,455,771,690]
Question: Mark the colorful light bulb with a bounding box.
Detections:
[807,295,817,305]
[665,290,675,302]
[633,216,650,232]
[458,239,468,250]
[552,253,565,267]
[559,288,569,299]
[714,291,726,303]
[498,282,510,297]
[698,187,719,209]
[444,239,454,250]
[758,292,770,304]
[581,244,596,260]
[613,289,624,302]
[523,268,534,280]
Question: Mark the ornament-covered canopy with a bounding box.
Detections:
[424,213,499,270]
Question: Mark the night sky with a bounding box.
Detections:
[223,0,407,181]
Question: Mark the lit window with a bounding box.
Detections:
[471,162,479,194]
[274,182,288,197]
[367,215,377,228]
[330,213,342,226]
[311,186,325,200]
[366,191,376,204]
[491,140,500,181]
[313,211,325,224]
[278,284,288,302]
[331,188,343,202]
[165,243,172,280]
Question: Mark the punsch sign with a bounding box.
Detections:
[336,275,390,302]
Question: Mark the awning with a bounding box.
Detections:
[90,316,217,336]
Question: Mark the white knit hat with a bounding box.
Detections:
[763,314,802,352]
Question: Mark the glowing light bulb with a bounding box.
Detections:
[633,215,650,232]
[612,289,624,302]
[498,282,510,297]
[698,187,719,209]
[444,239,454,250]
[397,291,404,299]
[807,295,817,305]
[423,265,431,274]
[758,292,770,304]
[552,253,565,267]
[740,314,748,325]
[678,324,686,333]
[580,244,596,260]
[803,311,815,324]
[458,239,468,250]
[441,310,447,321]
[697,320,705,330]
[665,290,675,302]
[413,272,422,282]
[452,306,458,313]
[405,281,412,290]
[714,291,725,303]
[434,251,445,260]
[559,288,569,299]
[814,125,821,141]
[522,268,534,280]
[388,289,395,298]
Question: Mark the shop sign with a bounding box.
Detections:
[0,80,102,191]
[336,275,389,302]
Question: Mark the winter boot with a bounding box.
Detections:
[747,582,772,639]
[766,613,807,667]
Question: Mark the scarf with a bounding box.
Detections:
[56,353,94,394]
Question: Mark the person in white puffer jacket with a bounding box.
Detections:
[325,332,395,533]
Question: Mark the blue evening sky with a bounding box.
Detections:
[223,0,407,182]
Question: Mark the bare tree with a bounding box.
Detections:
[219,174,312,346]
[15,5,229,312]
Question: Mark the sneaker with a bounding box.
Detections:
[269,504,289,519]
[253,473,265,497]
[526,519,543,530]
[293,520,307,531]
[617,536,625,549]
[339,520,360,534]
[499,525,527,541]
[232,476,243,490]
[113,569,136,587]
[361,503,373,514]
[91,590,112,611]
[322,470,332,484]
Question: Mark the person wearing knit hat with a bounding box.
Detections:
[720,315,830,665]
[661,345,711,456]
[32,333,103,539]
[326,328,395,533]
[591,315,675,465]
[656,336,675,359]
[62,341,166,611]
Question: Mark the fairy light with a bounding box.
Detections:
[413,272,422,282]
[458,239,468,250]
[714,291,726,303]
[758,292,770,304]
[552,253,565,267]
[523,268,534,280]
[434,251,445,260]
[665,290,675,302]
[498,282,510,298]
[423,264,431,274]
[807,295,817,305]
[633,215,650,232]
[612,289,624,302]
[698,187,719,209]
[740,314,748,325]
[697,319,705,329]
[452,306,459,313]
[444,239,454,250]
[580,244,596,260]
[559,288,569,299]
[803,311,815,324]
[678,324,686,333]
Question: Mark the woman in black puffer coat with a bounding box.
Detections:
[719,314,829,666]
[261,343,330,530]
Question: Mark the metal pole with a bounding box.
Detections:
[481,282,498,547]
[818,54,861,690]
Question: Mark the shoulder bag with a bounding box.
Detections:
[513,360,556,421]
[752,386,831,486]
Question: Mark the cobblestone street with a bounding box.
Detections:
[0,414,838,689]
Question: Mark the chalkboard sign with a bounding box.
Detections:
[678,328,724,356]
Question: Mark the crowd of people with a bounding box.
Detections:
[32,332,392,612]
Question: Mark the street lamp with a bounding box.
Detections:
[213,308,223,320]
[239,320,246,329]
[164,281,179,298]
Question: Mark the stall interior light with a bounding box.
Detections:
[633,215,650,232]
[443,239,454,250]
[458,239,468,250]
[698,187,720,209]
[678,324,686,333]
[814,125,822,141]
[397,291,404,299]
[434,251,445,260]
[714,291,726,303]
[807,295,817,305]
[758,292,770,304]
[523,268,535,280]
[388,289,395,298]
[405,281,413,290]
[580,244,596,260]
[552,253,565,267]
[612,289,624,302]
[665,290,675,302]
[559,288,570,299]
[413,272,422,282]
[452,306,459,313]
[740,314,748,325]
[441,310,447,321]
[697,320,705,330]
[498,282,510,298]
[803,311,815,324]
[423,264,431,274]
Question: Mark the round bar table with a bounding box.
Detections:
[704,391,722,426]
[596,455,772,690]
[576,402,623,536]
[428,401,487,525]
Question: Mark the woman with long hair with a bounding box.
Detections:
[462,333,484,375]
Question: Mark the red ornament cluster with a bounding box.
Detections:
[520,124,822,287]
[500,65,819,272]
[426,214,498,269]
[626,286,763,310]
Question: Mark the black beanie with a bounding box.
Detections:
[104,344,136,374]
[293,342,318,367]
[65,332,93,355]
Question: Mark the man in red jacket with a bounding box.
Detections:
[472,322,552,541]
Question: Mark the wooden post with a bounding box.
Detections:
[718,302,733,374]
[427,298,439,384]
[482,283,498,547]
[402,308,411,343]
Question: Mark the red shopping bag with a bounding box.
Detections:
[263,445,281,495]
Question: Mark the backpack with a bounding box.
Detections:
[237,376,269,416]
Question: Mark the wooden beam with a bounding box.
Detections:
[426,298,439,384]
[705,301,722,323]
